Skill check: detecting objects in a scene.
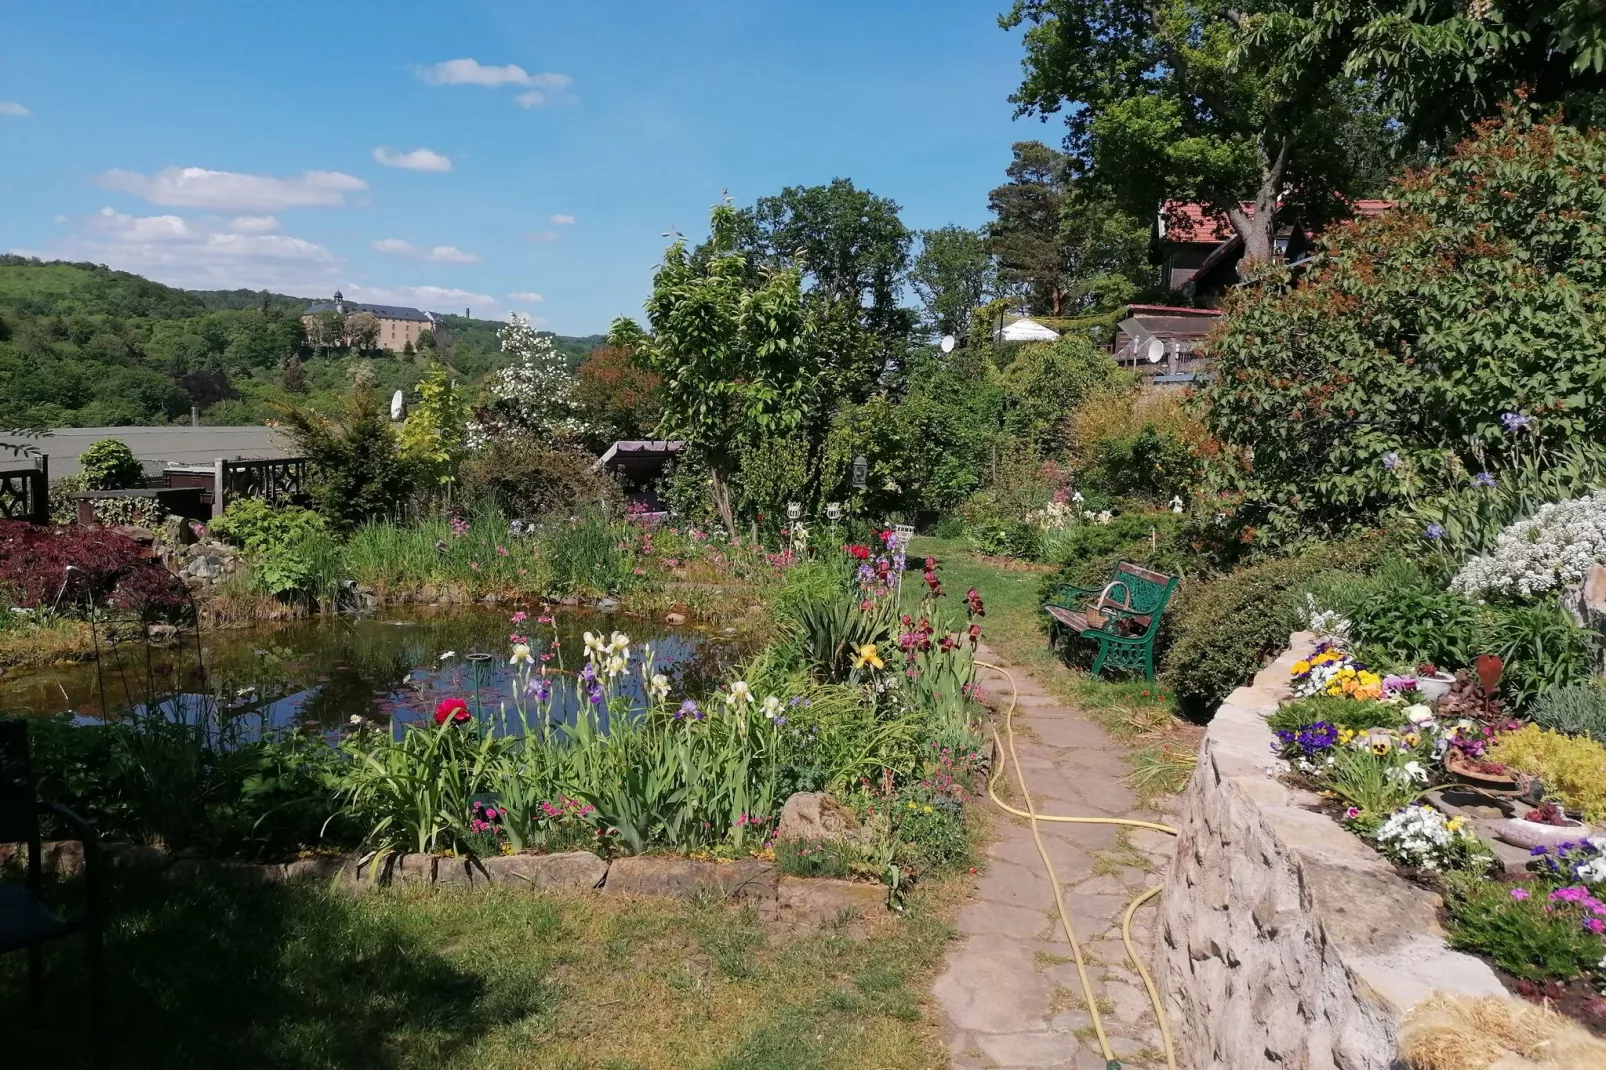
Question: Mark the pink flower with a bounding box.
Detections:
[510,611,528,624]
[497,545,509,556]
[1587,918,1605,935]
[470,561,481,571]
[1344,807,1360,820]
[1510,888,1531,901]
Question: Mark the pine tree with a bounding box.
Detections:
[282,355,306,393]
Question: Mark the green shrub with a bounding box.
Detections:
[1037,512,1190,594]
[965,518,1041,560]
[275,375,419,533]
[1348,583,1485,672]
[1265,696,1404,733]
[934,515,965,539]
[1199,115,1606,552]
[49,472,167,528]
[460,436,621,520]
[208,498,331,597]
[1531,683,1606,744]
[1161,540,1389,716]
[537,510,641,597]
[1442,874,1606,982]
[78,438,144,490]
[1485,601,1597,710]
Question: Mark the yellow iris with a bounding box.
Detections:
[853,643,884,670]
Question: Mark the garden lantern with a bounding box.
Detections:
[787,502,802,521]
[825,502,842,522]
[852,456,868,490]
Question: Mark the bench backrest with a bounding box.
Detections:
[1109,562,1178,619]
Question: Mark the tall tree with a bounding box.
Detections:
[611,200,813,532]
[1318,0,1606,145]
[911,227,997,338]
[986,141,1151,316]
[1001,0,1394,266]
[727,179,915,400]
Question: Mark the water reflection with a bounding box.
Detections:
[0,608,748,737]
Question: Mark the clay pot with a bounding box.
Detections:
[1444,751,1522,794]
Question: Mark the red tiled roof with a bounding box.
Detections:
[1159,202,1243,244]
[1352,199,1392,217]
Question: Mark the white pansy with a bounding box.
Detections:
[1373,804,1478,871]
[1403,704,1436,726]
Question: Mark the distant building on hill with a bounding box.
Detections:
[301,291,448,352]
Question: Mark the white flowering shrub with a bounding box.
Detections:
[1451,490,1606,598]
[1371,804,1486,871]
[470,314,590,446]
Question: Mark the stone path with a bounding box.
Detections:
[933,644,1179,1070]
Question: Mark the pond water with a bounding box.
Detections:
[0,608,753,736]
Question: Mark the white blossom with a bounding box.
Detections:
[1452,490,1606,597]
[1373,804,1478,871]
[468,313,590,447]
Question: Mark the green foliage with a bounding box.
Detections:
[1201,115,1606,550]
[274,373,420,533]
[208,498,331,597]
[1487,724,1606,823]
[398,363,471,486]
[460,437,621,520]
[1485,601,1597,710]
[1002,0,1396,266]
[910,226,997,338]
[1324,746,1428,814]
[77,437,144,490]
[538,510,646,598]
[611,199,813,531]
[1530,682,1606,745]
[1443,874,1606,982]
[1162,542,1384,714]
[1347,583,1485,671]
[1038,512,1187,582]
[996,334,1127,457]
[787,596,898,684]
[985,141,1151,317]
[1265,696,1404,733]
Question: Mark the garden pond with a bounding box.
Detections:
[0,608,753,736]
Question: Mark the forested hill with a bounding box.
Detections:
[0,256,603,429]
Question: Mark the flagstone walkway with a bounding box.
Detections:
[933,645,1180,1070]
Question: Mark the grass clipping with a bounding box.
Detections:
[1399,995,1606,1070]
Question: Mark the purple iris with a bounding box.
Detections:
[1472,472,1497,488]
[1424,523,1445,540]
[1382,451,1400,471]
[676,699,698,721]
[524,676,552,702]
[1501,412,1531,432]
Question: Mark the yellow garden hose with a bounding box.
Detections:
[975,659,1180,1070]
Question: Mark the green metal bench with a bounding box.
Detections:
[1043,562,1179,679]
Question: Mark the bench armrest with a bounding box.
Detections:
[38,802,103,927]
[1046,583,1100,606]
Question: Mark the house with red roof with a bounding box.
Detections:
[1154,200,1390,305]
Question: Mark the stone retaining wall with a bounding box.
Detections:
[1157,632,1508,1070]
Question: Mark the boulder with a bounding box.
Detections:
[478,851,608,890]
[601,856,776,901]
[665,611,687,626]
[776,792,868,845]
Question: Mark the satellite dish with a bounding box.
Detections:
[389,389,406,422]
[940,334,957,354]
[1146,337,1166,364]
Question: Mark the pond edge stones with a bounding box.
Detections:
[1157,630,1506,1070]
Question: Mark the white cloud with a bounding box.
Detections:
[527,230,561,243]
[419,59,574,106]
[373,146,452,172]
[508,291,545,303]
[342,283,501,316]
[371,238,480,264]
[52,207,343,293]
[549,213,576,225]
[97,166,367,211]
[230,215,280,233]
[0,101,29,117]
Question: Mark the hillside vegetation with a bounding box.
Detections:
[0,256,601,430]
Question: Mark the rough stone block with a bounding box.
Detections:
[479,851,608,891]
[601,856,776,901]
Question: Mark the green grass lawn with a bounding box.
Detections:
[915,537,1199,802]
[0,869,962,1070]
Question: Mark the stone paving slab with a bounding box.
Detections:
[935,644,1178,1069]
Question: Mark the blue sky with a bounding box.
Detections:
[0,1,1042,335]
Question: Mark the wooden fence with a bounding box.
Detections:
[162,457,309,518]
[0,457,49,524]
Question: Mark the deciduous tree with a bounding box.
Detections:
[910,226,997,338]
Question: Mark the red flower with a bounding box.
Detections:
[434,697,471,726]
[847,544,871,560]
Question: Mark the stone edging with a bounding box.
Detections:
[1157,631,1507,1070]
[1,842,886,921]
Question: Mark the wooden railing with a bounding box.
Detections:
[0,457,49,524]
[163,457,309,518]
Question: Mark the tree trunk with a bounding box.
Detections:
[708,466,737,535]
[1227,139,1291,276]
